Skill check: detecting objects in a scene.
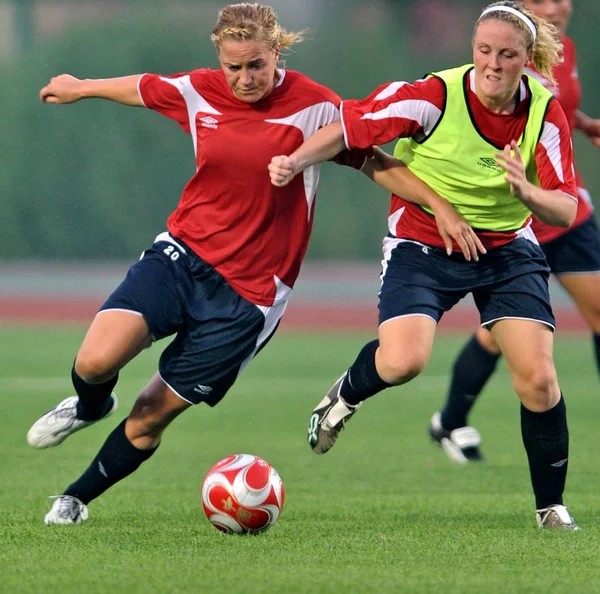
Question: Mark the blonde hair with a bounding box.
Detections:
[211,3,305,54]
[476,1,562,82]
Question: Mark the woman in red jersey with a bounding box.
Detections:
[427,0,600,467]
[269,1,580,529]
[27,3,477,525]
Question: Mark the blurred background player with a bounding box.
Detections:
[269,1,580,529]
[429,0,600,465]
[27,2,470,525]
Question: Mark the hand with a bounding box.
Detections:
[431,199,487,262]
[269,155,298,187]
[40,74,85,104]
[494,140,533,203]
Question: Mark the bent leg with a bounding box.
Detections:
[440,326,502,431]
[71,310,152,420]
[64,374,190,505]
[558,273,600,376]
[491,319,568,510]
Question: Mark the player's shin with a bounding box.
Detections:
[340,339,391,406]
[520,395,569,509]
[72,362,119,421]
[63,419,158,505]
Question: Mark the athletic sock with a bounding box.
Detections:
[72,362,118,421]
[593,333,600,376]
[339,339,391,406]
[440,333,501,430]
[64,419,158,505]
[520,395,569,510]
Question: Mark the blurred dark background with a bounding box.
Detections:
[1,0,598,262]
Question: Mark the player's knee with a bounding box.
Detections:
[476,326,501,355]
[128,392,171,438]
[74,351,119,384]
[513,364,558,411]
[377,350,426,385]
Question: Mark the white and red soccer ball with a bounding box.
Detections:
[201,454,285,534]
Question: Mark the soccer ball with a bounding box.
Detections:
[201,454,285,534]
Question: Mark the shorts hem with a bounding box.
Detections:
[158,372,195,405]
[379,312,438,328]
[481,316,555,331]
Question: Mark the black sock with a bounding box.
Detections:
[72,362,118,421]
[593,334,600,376]
[441,333,501,430]
[521,396,569,510]
[340,339,391,406]
[64,419,158,505]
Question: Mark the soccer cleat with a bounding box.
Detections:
[307,373,361,455]
[27,393,118,449]
[536,505,579,530]
[428,411,483,464]
[44,495,89,525]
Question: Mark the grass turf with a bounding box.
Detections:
[1,326,599,593]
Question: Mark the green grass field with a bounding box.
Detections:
[1,326,599,593]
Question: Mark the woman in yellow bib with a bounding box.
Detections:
[269,1,579,529]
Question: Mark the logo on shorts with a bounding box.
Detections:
[477,157,503,173]
[193,384,213,395]
[199,116,219,130]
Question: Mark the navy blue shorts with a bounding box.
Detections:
[541,215,600,275]
[100,233,285,406]
[379,236,555,329]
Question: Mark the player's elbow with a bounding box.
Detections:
[556,199,577,228]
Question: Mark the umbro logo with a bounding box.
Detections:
[193,384,213,395]
[199,116,219,129]
[551,458,568,468]
[477,157,503,173]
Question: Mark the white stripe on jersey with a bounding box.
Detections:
[266,102,340,219]
[539,121,565,183]
[359,100,442,136]
[374,81,409,101]
[158,75,222,162]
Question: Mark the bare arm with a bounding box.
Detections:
[496,141,576,227]
[40,74,144,106]
[269,121,346,185]
[363,148,486,260]
[574,109,600,148]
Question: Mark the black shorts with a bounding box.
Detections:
[100,233,286,406]
[542,215,600,275]
[378,236,555,329]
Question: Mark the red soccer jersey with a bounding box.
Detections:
[138,69,368,306]
[525,35,593,243]
[341,69,577,251]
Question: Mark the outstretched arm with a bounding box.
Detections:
[364,148,486,261]
[40,74,144,106]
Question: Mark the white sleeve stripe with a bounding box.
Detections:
[539,121,565,183]
[340,101,351,150]
[359,99,442,136]
[373,81,408,101]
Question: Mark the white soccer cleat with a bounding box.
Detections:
[27,394,118,449]
[536,504,579,530]
[44,495,89,525]
[307,373,362,454]
[428,412,484,464]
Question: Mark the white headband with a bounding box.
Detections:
[479,6,537,41]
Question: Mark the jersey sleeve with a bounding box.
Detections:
[340,77,446,149]
[138,72,192,134]
[534,98,577,200]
